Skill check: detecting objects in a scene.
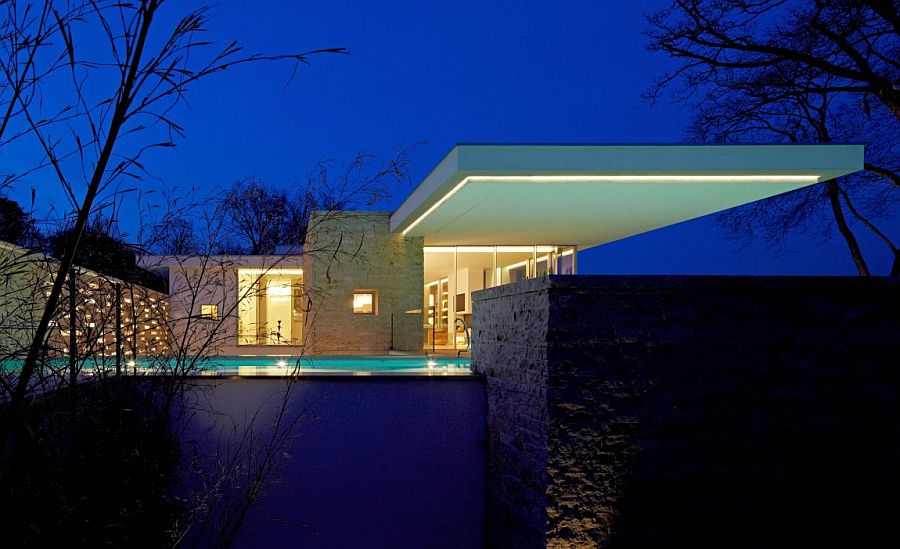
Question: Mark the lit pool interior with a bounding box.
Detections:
[4,355,472,377]
[199,355,472,376]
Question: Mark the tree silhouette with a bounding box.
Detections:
[648,0,899,275]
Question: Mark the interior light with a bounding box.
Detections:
[454,246,496,253]
[353,293,373,309]
[427,359,437,368]
[422,246,457,253]
[276,360,287,367]
[496,246,536,253]
[238,268,303,275]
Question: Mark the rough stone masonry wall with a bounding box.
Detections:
[303,211,424,354]
[472,275,900,549]
[469,278,552,548]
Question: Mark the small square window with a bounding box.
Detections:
[200,304,218,320]
[353,291,376,315]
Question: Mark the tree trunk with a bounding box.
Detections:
[826,179,870,276]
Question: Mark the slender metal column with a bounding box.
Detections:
[130,284,138,374]
[115,282,122,376]
[68,271,77,385]
[451,247,457,349]
[491,247,498,287]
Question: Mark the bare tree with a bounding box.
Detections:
[647,0,899,275]
[135,164,405,546]
[0,2,421,544]
[0,0,346,439]
[219,150,412,254]
[0,1,359,544]
[219,176,308,255]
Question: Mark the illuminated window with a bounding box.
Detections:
[200,304,218,320]
[353,291,376,315]
[237,269,303,345]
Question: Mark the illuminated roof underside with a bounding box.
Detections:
[390,145,864,249]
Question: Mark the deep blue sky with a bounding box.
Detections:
[6,0,897,274]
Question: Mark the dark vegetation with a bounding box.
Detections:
[48,219,167,293]
[648,0,899,275]
[1,378,181,546]
[0,1,349,545]
[0,195,42,249]
[0,197,167,292]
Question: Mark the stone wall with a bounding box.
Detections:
[472,275,900,548]
[304,211,424,354]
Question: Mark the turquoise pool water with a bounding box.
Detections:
[5,355,472,377]
[200,355,472,376]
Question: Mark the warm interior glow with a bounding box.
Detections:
[238,270,303,345]
[239,268,303,275]
[496,246,538,253]
[267,284,291,296]
[353,292,375,314]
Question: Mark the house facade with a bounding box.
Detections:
[141,144,864,357]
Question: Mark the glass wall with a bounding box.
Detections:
[423,245,576,350]
[423,249,453,348]
[556,246,576,275]
[237,268,303,345]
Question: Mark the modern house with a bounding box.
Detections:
[141,144,864,356]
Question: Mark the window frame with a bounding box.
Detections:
[352,290,378,315]
[199,303,219,320]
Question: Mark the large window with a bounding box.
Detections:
[237,269,303,345]
[423,245,575,350]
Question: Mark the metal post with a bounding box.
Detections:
[492,246,498,287]
[451,248,457,350]
[68,271,77,386]
[130,284,138,374]
[115,282,122,376]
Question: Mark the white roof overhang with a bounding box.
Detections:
[390,145,864,249]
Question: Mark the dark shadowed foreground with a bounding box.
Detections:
[182,378,486,549]
[474,275,900,548]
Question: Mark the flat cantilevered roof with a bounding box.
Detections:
[390,144,864,249]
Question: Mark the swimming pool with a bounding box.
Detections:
[3,355,472,377]
[199,355,472,376]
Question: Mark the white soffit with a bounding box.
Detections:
[390,145,864,248]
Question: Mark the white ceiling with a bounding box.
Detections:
[391,145,864,249]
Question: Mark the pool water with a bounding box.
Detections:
[203,355,472,376]
[3,355,472,377]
